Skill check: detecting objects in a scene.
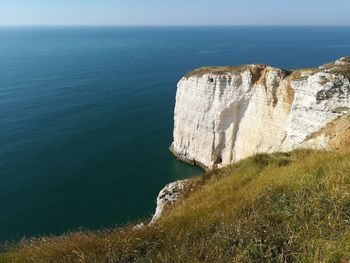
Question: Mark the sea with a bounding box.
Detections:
[1,26,350,242]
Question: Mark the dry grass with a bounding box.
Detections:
[184,57,350,81]
[184,65,248,78]
[1,149,350,263]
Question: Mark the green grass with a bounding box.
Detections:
[1,149,350,262]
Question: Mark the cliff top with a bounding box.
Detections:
[185,65,251,78]
[184,64,283,78]
[319,57,350,78]
[184,57,350,80]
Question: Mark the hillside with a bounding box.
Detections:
[1,147,350,262]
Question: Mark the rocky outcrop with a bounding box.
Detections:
[150,179,190,224]
[171,57,350,169]
[301,113,350,151]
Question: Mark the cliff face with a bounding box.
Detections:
[171,57,350,169]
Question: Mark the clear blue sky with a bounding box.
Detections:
[1,0,350,26]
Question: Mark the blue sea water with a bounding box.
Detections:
[1,26,350,241]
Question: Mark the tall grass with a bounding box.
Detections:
[1,149,350,262]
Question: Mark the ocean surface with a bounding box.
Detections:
[1,26,350,242]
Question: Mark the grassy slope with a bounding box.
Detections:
[1,149,350,263]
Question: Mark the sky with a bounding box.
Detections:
[1,0,350,26]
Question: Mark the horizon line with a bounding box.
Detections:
[1,24,350,27]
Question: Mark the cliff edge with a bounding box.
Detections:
[171,57,350,169]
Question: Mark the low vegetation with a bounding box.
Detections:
[184,65,250,78]
[1,149,350,262]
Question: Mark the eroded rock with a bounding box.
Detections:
[150,179,190,224]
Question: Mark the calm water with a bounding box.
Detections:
[1,26,350,241]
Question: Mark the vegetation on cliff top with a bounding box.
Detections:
[1,147,350,262]
[184,57,350,80]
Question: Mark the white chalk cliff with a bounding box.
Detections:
[170,57,350,169]
[150,179,190,224]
